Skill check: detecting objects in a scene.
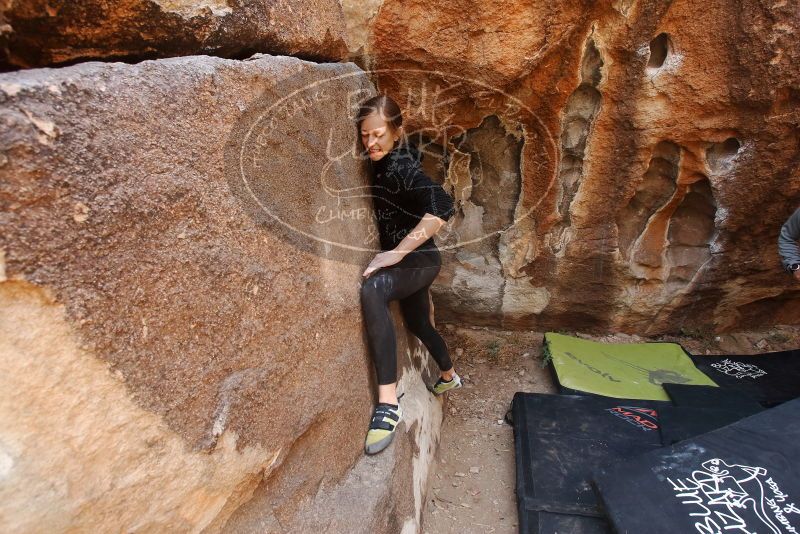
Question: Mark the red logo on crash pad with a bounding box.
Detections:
[607,406,659,431]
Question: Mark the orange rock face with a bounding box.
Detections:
[0,0,349,69]
[359,0,800,334]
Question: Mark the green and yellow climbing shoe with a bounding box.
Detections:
[431,373,463,396]
[365,402,402,455]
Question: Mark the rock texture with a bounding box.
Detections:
[353,0,800,334]
[0,55,440,532]
[0,0,349,70]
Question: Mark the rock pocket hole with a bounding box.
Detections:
[449,115,522,239]
[581,39,603,86]
[705,137,741,173]
[617,141,680,260]
[666,178,717,283]
[551,82,601,251]
[647,33,671,69]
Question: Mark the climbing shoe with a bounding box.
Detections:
[364,402,403,455]
[431,373,463,396]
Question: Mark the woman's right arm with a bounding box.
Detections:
[778,207,800,275]
[393,157,455,223]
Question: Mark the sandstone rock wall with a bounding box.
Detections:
[355,0,800,334]
[0,55,441,533]
[0,0,349,70]
[3,1,799,531]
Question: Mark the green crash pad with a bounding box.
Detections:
[544,333,716,401]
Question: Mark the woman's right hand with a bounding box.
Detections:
[362,251,406,278]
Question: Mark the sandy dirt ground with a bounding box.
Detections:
[421,324,800,534]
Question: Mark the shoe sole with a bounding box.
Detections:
[433,381,463,396]
[365,430,397,455]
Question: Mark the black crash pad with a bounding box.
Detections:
[594,398,800,534]
[658,406,763,445]
[662,383,763,411]
[512,393,670,533]
[658,384,765,445]
[689,349,800,406]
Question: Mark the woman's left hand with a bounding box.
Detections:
[363,251,406,277]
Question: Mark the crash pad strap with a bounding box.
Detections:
[522,498,603,518]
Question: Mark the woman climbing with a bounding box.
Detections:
[357,95,462,455]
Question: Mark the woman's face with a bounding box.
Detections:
[360,111,401,162]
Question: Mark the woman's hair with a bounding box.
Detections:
[356,95,404,139]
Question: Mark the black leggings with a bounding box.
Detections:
[360,249,454,385]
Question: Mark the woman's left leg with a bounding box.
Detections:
[399,285,454,377]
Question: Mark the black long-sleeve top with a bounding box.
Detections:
[369,141,455,252]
